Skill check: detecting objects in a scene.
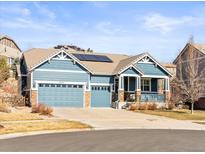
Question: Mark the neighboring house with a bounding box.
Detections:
[0,35,21,65]
[173,42,205,108]
[20,47,172,108]
[162,63,176,77]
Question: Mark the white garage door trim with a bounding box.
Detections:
[36,80,86,107]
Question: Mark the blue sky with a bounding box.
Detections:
[1,1,205,62]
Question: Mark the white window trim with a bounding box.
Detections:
[141,78,151,92]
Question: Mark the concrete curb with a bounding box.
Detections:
[0,128,93,140]
[1,126,205,140]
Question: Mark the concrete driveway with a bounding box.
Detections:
[54,108,205,130]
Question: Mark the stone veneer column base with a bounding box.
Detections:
[135,90,141,103]
[164,91,171,105]
[31,90,37,108]
[85,91,91,108]
[118,90,124,102]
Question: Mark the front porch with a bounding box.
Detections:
[113,75,170,104]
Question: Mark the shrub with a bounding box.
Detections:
[167,103,175,110]
[139,103,148,110]
[129,103,139,111]
[0,100,11,113]
[31,103,53,116]
[147,103,158,110]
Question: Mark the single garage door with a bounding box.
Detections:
[38,83,84,107]
[91,85,111,107]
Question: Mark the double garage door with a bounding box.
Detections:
[38,83,84,107]
[38,83,112,107]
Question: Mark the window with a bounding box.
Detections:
[78,85,83,88]
[62,84,66,88]
[141,79,151,92]
[56,84,61,87]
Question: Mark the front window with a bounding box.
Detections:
[141,79,150,92]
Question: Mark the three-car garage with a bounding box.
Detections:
[37,83,112,108]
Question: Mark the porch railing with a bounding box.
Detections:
[141,92,165,103]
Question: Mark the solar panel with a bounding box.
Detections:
[72,54,113,63]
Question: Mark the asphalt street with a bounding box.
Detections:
[0,129,205,152]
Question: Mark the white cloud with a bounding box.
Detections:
[33,2,56,20]
[0,6,31,16]
[95,21,126,35]
[143,13,193,34]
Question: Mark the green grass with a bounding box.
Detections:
[137,110,205,120]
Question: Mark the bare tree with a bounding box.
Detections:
[0,58,9,84]
[172,43,205,114]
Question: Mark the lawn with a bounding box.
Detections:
[0,112,43,121]
[0,120,91,135]
[137,110,205,120]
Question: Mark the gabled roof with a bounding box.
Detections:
[173,43,205,64]
[23,48,129,75]
[0,45,21,59]
[0,34,21,52]
[113,53,145,75]
[22,47,171,76]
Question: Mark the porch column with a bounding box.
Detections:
[118,75,124,102]
[157,79,164,94]
[164,78,170,105]
[135,76,141,103]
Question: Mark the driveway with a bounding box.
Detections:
[54,108,205,130]
[0,129,205,151]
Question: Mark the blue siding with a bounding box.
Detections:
[33,59,89,85]
[91,75,114,84]
[141,92,165,103]
[33,71,88,82]
[135,63,168,76]
[91,86,111,107]
[121,67,140,75]
[36,59,86,71]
